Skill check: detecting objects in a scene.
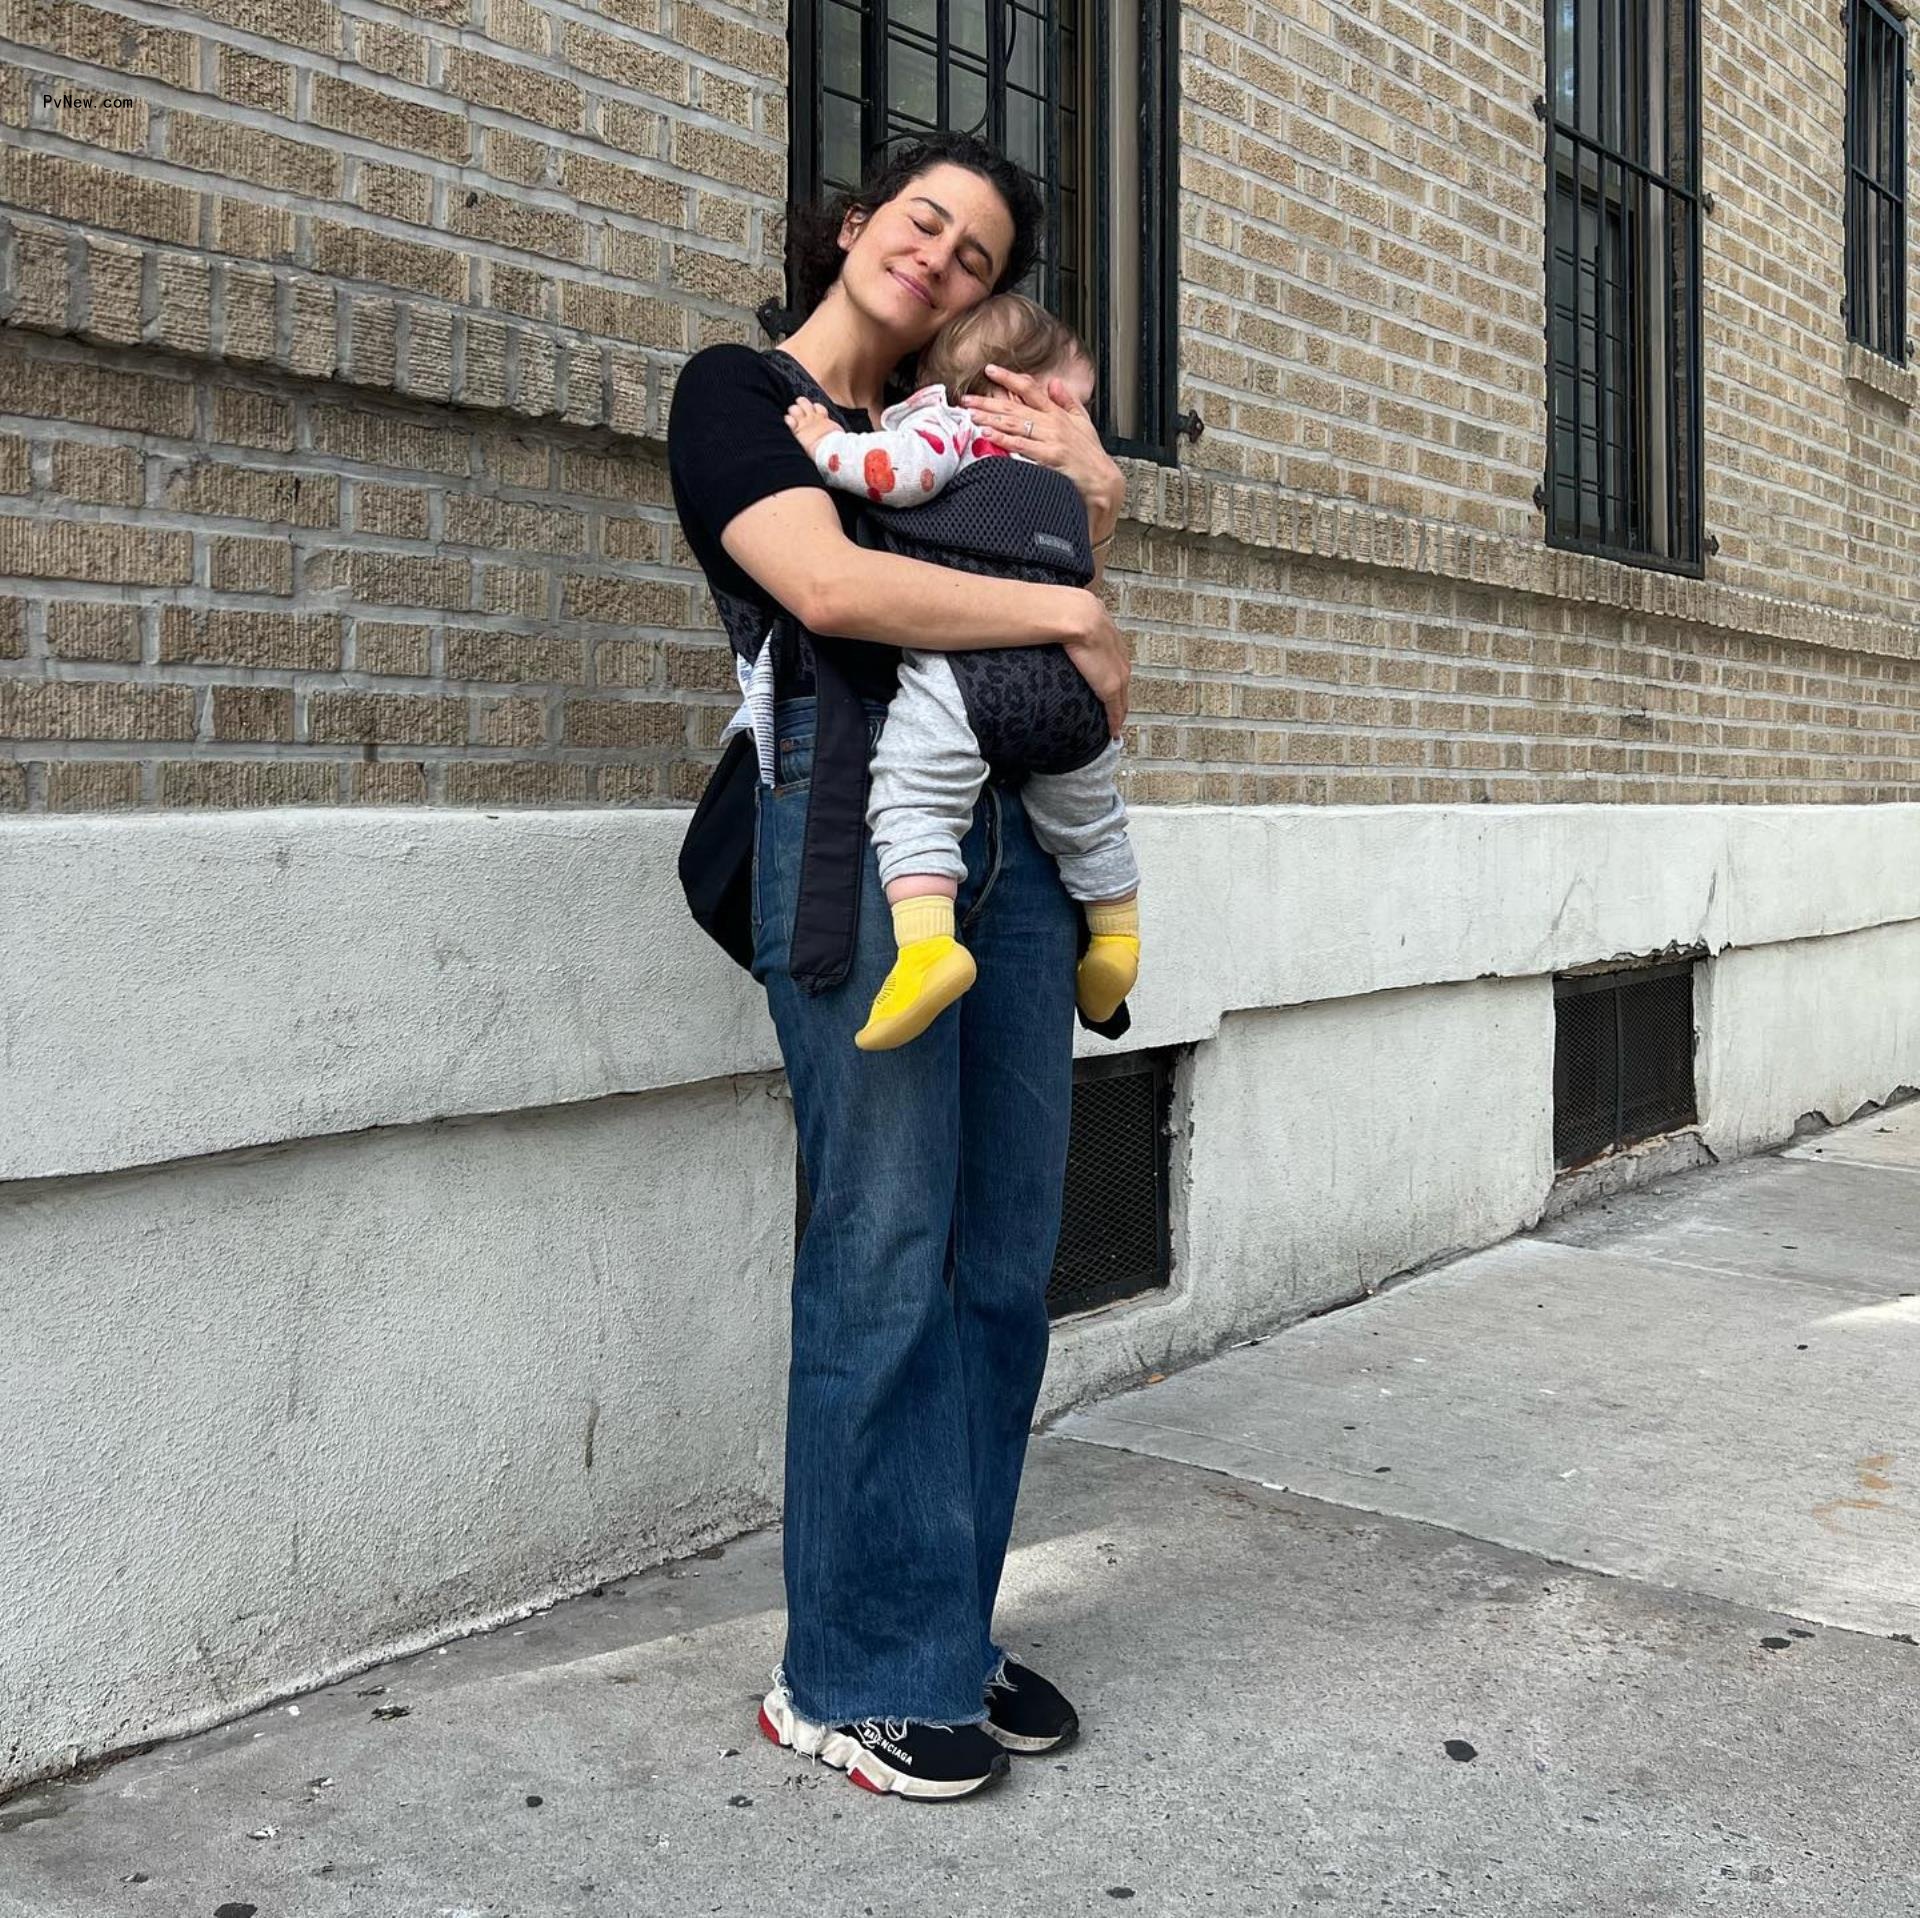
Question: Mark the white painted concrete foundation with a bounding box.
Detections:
[4,802,1919,1792]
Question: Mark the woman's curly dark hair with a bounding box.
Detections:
[762,131,1046,339]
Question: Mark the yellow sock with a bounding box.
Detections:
[891,894,955,946]
[1077,894,1141,1024]
[1085,895,1140,940]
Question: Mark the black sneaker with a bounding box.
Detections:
[759,1673,1011,1800]
[982,1658,1080,1754]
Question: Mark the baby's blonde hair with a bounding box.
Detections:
[917,292,1091,402]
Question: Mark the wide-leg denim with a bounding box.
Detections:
[751,692,1079,1728]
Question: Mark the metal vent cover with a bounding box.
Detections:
[1553,960,1700,1169]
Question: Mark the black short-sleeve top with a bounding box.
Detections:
[667,343,898,704]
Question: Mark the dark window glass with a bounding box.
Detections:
[1542,0,1702,571]
[1847,0,1910,363]
[789,0,1178,461]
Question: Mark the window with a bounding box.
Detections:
[1541,0,1703,571]
[788,0,1179,460]
[1847,0,1909,364]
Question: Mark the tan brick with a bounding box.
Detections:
[480,565,545,615]
[446,189,587,262]
[486,435,550,489]
[52,91,148,154]
[606,230,668,282]
[171,0,337,46]
[474,696,546,747]
[310,405,472,476]
[221,262,277,362]
[8,220,70,331]
[445,46,583,132]
[340,551,471,608]
[444,495,584,553]
[592,638,657,687]
[167,113,341,197]
[212,197,296,261]
[160,606,341,669]
[164,460,340,526]
[46,600,139,661]
[379,0,465,20]
[80,236,143,342]
[354,19,429,82]
[446,760,589,805]
[662,642,735,693]
[559,281,684,347]
[671,246,783,308]
[49,440,140,506]
[599,102,663,159]
[671,124,782,198]
[3,0,197,85]
[699,73,753,128]
[485,262,549,320]
[561,697,685,747]
[349,759,428,803]
[0,148,199,245]
[0,435,31,496]
[0,680,194,741]
[210,685,295,742]
[694,197,750,247]
[444,627,584,682]
[358,163,435,225]
[310,74,468,163]
[355,483,431,539]
[676,3,784,78]
[0,519,190,584]
[0,763,21,809]
[310,222,467,302]
[484,128,551,186]
[487,0,550,52]
[563,22,688,97]
[559,152,686,223]
[560,574,689,625]
[151,251,213,356]
[354,620,431,675]
[159,760,338,807]
[308,689,466,745]
[209,534,294,595]
[46,760,141,809]
[596,764,661,803]
[216,46,295,113]
[212,388,295,452]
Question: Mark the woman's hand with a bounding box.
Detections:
[1060,587,1131,741]
[961,366,1126,534]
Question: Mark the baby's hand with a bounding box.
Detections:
[785,396,838,455]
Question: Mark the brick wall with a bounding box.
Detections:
[1,0,1918,812]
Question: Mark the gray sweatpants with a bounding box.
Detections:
[866,649,1140,903]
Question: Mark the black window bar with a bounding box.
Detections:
[787,0,1179,461]
[1847,0,1910,364]
[1540,0,1703,573]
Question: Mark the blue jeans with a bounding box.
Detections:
[751,693,1079,1726]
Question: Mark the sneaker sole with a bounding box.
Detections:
[759,1691,1010,1800]
[983,1714,1080,1755]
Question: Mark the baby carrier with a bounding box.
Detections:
[678,347,1129,1038]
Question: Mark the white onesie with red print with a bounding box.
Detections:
[805,381,1013,503]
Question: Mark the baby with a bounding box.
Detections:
[785,292,1141,1053]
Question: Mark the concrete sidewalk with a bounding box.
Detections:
[5,1101,1919,1917]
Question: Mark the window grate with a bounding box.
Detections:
[1541,0,1703,572]
[1847,0,1909,364]
[786,0,1179,461]
[1552,960,1699,1169]
[793,1048,1174,1320]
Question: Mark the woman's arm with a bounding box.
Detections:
[721,485,1132,737]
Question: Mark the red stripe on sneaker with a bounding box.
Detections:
[758,1705,782,1745]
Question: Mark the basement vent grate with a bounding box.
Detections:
[1552,960,1699,1169]
[794,1049,1176,1322]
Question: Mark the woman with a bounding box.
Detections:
[667,131,1130,1801]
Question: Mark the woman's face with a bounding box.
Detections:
[837,162,1017,349]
